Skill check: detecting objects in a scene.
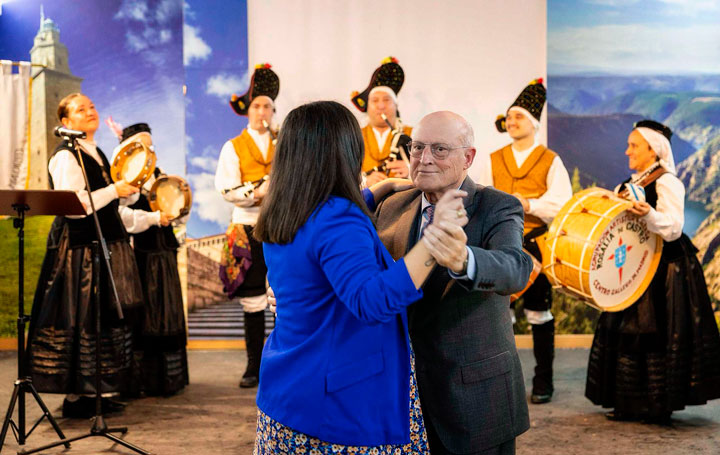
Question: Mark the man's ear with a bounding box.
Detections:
[464,147,477,169]
[60,118,70,128]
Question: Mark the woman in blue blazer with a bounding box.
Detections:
[252,101,467,453]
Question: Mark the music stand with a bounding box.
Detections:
[0,189,84,453]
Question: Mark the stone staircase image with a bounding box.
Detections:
[187,301,275,340]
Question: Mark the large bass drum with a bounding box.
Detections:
[542,187,663,312]
[148,175,192,221]
[110,141,156,187]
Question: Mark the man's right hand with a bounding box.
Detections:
[386,159,409,178]
[254,180,270,200]
[366,171,388,187]
[115,180,139,198]
[433,189,469,228]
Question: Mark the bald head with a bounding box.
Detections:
[410,111,476,200]
[414,111,475,148]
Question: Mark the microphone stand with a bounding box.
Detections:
[21,133,151,455]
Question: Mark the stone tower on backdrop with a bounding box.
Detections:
[28,8,82,189]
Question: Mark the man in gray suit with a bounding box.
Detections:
[375,111,532,454]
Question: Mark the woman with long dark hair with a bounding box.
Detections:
[253,101,467,453]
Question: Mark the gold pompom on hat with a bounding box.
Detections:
[495,78,546,132]
[351,56,405,112]
[229,63,280,116]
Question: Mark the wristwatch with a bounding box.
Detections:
[459,252,469,275]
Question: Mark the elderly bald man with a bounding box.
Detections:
[374,111,532,455]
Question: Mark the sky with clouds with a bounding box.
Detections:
[0,0,186,175]
[548,0,720,75]
[0,0,248,238]
[183,0,249,238]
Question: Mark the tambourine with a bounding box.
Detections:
[148,175,192,221]
[110,141,156,187]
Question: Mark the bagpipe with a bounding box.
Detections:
[221,174,269,198]
[363,114,412,177]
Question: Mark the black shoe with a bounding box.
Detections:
[605,410,639,421]
[530,392,553,404]
[62,397,94,419]
[239,375,259,388]
[101,397,126,414]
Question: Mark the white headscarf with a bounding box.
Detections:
[635,126,675,174]
[369,86,398,105]
[508,106,540,132]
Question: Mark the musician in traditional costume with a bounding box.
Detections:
[27,93,143,418]
[111,123,189,396]
[585,120,720,423]
[351,56,413,187]
[215,63,279,388]
[482,78,572,404]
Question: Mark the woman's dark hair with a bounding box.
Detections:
[254,101,368,244]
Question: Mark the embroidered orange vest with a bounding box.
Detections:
[361,123,413,175]
[230,129,274,182]
[490,144,556,235]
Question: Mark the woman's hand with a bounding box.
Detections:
[159,212,173,226]
[627,201,651,216]
[266,283,276,314]
[423,222,469,274]
[114,180,139,198]
[368,177,414,201]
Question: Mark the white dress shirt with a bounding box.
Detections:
[372,127,391,151]
[214,127,271,225]
[48,139,119,219]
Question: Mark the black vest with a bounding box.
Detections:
[49,141,127,247]
[129,169,179,252]
[620,177,659,208]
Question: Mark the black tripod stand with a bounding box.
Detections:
[20,242,149,455]
[19,129,151,455]
[0,192,81,454]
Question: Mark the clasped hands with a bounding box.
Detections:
[422,190,469,275]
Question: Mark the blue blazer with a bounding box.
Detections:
[256,196,423,446]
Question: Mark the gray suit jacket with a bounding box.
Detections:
[375,176,532,454]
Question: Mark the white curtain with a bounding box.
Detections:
[0,60,31,189]
[247,0,547,183]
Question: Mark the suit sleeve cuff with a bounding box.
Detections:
[448,246,476,280]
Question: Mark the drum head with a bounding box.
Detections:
[111,141,156,187]
[122,149,149,182]
[149,175,191,220]
[588,211,663,311]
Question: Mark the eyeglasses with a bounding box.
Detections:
[408,141,469,159]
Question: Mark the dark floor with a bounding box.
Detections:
[0,349,718,454]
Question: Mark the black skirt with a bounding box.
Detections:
[585,234,720,416]
[27,218,144,395]
[132,247,189,395]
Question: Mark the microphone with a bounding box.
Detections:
[54,126,87,139]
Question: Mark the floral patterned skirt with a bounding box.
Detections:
[254,353,429,455]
